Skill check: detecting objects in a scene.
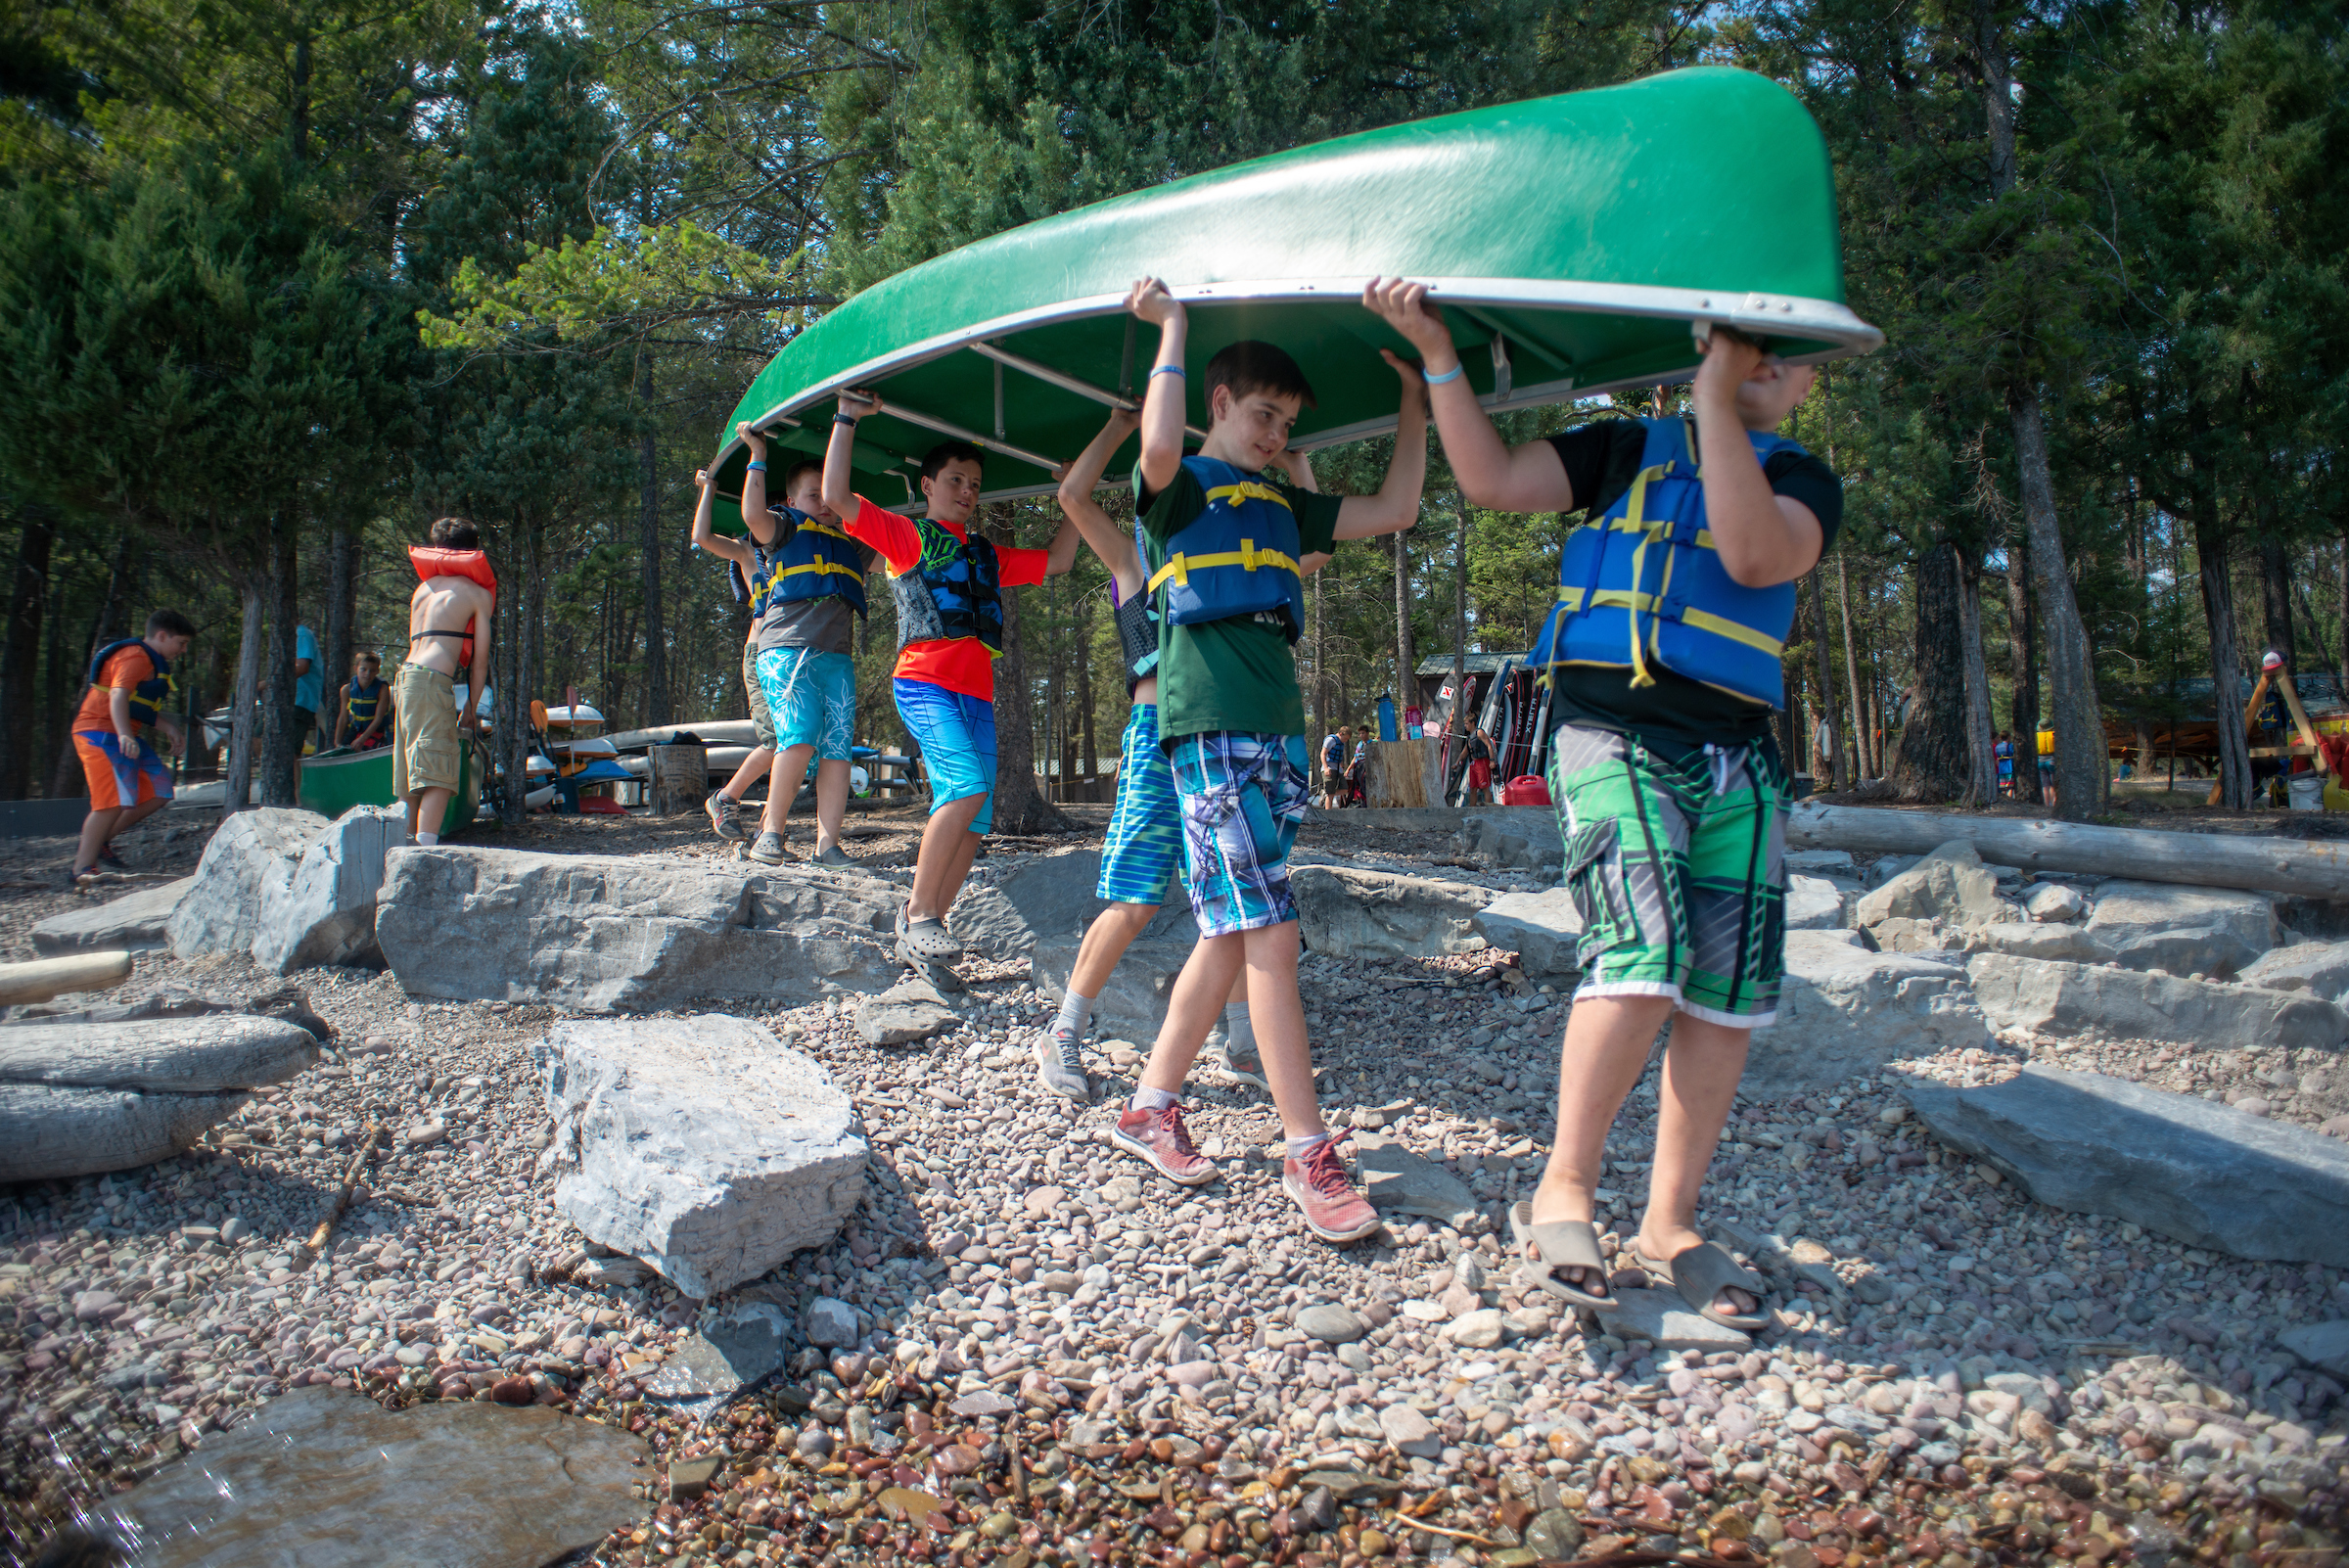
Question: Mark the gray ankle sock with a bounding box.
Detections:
[1220,1001,1255,1054]
[1055,991,1094,1038]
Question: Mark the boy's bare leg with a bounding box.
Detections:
[906,796,985,923]
[723,744,775,801]
[73,807,123,872]
[763,743,815,835]
[1139,925,1311,1125]
[1138,932,1244,1095]
[414,785,455,840]
[1526,993,1677,1290]
[812,758,852,853]
[1070,902,1160,998]
[1635,1015,1756,1315]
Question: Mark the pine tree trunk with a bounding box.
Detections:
[494,510,530,828]
[2005,525,2037,738]
[1809,575,1843,789]
[0,502,57,800]
[1312,569,1328,743]
[1892,539,1971,803]
[2337,528,2349,695]
[985,513,1070,835]
[2190,445,2255,807]
[1451,491,1470,740]
[1957,551,1999,805]
[1837,555,1869,778]
[1392,531,1415,725]
[638,350,669,727]
[2257,530,2295,671]
[2010,390,2105,820]
[223,581,265,817]
[322,524,354,746]
[257,516,299,807]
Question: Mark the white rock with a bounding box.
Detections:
[1966,953,2349,1049]
[2023,884,2087,923]
[32,877,196,955]
[1378,1401,1443,1457]
[1854,841,2014,931]
[1959,922,2114,964]
[252,806,407,974]
[2085,880,2280,953]
[1292,866,1495,960]
[1748,932,1991,1095]
[1443,1308,1507,1348]
[168,808,327,959]
[2238,940,2349,998]
[1786,874,1853,931]
[1471,887,1583,977]
[538,1015,866,1298]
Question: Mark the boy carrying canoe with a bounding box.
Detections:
[1107,278,1426,1243]
[1365,277,1845,1327]
[399,517,495,846]
[821,400,1081,971]
[1036,406,1333,1100]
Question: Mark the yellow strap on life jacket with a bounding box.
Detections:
[1146,539,1303,594]
[773,560,865,583]
[1203,482,1294,512]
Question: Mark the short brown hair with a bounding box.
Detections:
[782,459,823,492]
[1205,341,1316,414]
[430,516,482,549]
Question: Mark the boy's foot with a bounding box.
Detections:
[813,843,853,867]
[748,830,790,864]
[1284,1138,1381,1243]
[898,911,962,965]
[705,791,746,842]
[1109,1103,1216,1186]
[1033,1025,1091,1103]
[68,863,98,886]
[95,845,128,871]
[1213,1033,1267,1089]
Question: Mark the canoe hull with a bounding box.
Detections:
[298,738,485,836]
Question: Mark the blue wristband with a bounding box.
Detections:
[745,460,766,472]
[1424,362,1466,386]
[1150,364,1186,379]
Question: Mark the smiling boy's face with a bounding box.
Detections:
[1207,385,1304,472]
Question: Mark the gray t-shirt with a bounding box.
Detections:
[750,513,875,656]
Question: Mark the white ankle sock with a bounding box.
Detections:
[1286,1131,1330,1160]
[1130,1084,1178,1113]
[415,831,438,847]
[1055,991,1094,1038]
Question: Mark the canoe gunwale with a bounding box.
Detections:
[712,275,1881,506]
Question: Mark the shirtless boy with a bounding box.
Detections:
[399,517,496,844]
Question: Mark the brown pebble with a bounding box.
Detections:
[489,1375,533,1406]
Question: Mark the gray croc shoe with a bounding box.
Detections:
[813,844,854,867]
[898,912,962,965]
[748,830,790,865]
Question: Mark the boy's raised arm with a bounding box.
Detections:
[1128,278,1187,497]
[1362,277,1574,514]
[690,465,752,567]
[1690,334,1822,587]
[1041,510,1082,577]
[1332,353,1429,540]
[1056,408,1144,594]
[822,391,875,523]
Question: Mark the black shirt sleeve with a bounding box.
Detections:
[1543,421,1647,518]
[1763,449,1843,553]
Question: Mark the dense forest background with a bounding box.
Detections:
[0,0,2340,828]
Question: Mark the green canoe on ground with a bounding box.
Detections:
[298,738,485,837]
[708,65,1880,519]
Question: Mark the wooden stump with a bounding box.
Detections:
[1365,739,1441,808]
[648,744,709,816]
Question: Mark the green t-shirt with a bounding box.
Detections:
[1135,460,1342,745]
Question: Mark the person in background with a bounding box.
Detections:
[687,453,787,847]
[293,623,323,755]
[1320,728,1346,810]
[336,651,392,751]
[399,517,496,845]
[70,609,195,881]
[1993,730,2015,799]
[1464,723,1496,805]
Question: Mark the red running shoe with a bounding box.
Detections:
[1284,1137,1382,1242]
[1109,1103,1217,1186]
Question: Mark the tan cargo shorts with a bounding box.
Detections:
[392,662,461,797]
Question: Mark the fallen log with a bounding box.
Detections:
[1787,802,2349,900]
[0,949,133,1007]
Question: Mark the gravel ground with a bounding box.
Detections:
[1,826,2345,1566]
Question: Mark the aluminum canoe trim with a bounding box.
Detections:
[708,273,1879,482]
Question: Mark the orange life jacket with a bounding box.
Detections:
[408,547,498,669]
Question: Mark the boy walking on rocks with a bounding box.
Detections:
[1107,279,1426,1243]
[1365,277,1844,1325]
[822,397,1080,968]
[69,608,194,881]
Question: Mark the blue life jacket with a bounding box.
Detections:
[889,516,1004,654]
[85,638,174,727]
[1145,455,1306,644]
[345,676,385,726]
[1111,517,1163,697]
[749,508,868,621]
[1530,416,1805,709]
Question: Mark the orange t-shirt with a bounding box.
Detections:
[74,645,157,732]
[844,496,1050,704]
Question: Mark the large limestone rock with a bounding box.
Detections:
[1747,932,1991,1095]
[1959,922,2115,965]
[1785,874,1854,931]
[949,851,1188,958]
[1904,1064,2349,1265]
[1473,888,1583,978]
[252,806,406,974]
[1459,809,1563,872]
[0,1014,319,1181]
[32,877,195,955]
[378,849,899,1011]
[1854,841,2014,931]
[1966,952,2348,1050]
[167,807,327,959]
[2105,924,2265,981]
[539,1015,866,1298]
[2085,880,2280,952]
[1294,866,1494,960]
[1032,934,1194,1037]
[2240,940,2349,999]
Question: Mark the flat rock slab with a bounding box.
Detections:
[1904,1063,2349,1265]
[539,1014,866,1298]
[2085,880,2279,951]
[2280,1320,2349,1378]
[101,1384,646,1568]
[1960,923,2113,965]
[32,876,195,955]
[168,807,326,959]
[1353,1130,1482,1230]
[1472,888,1583,978]
[1293,866,1494,961]
[1033,934,1193,1037]
[950,851,1189,958]
[1459,809,1563,871]
[1967,953,2349,1049]
[1598,1287,1752,1352]
[379,849,900,1011]
[0,1014,318,1093]
[2240,941,2349,999]
[856,981,959,1044]
[1748,933,1990,1095]
[253,805,406,973]
[0,1082,251,1183]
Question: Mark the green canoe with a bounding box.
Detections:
[708,66,1879,518]
[298,736,486,836]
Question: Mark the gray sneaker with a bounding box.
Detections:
[813,843,853,867]
[1034,1024,1091,1102]
[748,830,789,864]
[706,791,746,842]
